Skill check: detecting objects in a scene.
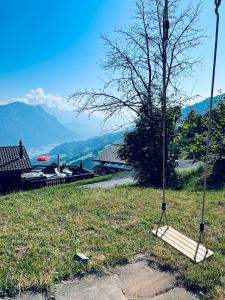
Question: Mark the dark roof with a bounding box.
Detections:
[94,144,127,165]
[0,146,32,174]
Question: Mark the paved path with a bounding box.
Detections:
[79,177,135,189]
[176,160,203,171]
[15,257,198,300]
[81,159,203,190]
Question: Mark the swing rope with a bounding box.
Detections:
[157,0,221,249]
[154,0,221,263]
[194,0,221,259]
[156,0,169,234]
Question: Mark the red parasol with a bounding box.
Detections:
[36,155,51,162]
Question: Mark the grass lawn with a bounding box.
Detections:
[0,183,224,299]
[71,173,115,186]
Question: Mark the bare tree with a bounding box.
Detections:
[70,0,204,124]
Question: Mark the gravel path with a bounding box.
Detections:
[15,256,198,300]
[176,160,203,170]
[79,177,135,189]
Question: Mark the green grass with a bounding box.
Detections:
[70,173,115,186]
[0,184,224,299]
[176,165,204,191]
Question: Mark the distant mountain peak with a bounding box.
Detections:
[0,101,78,147]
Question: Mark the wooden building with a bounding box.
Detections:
[0,141,32,194]
[93,144,131,173]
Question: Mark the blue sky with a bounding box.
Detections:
[0,0,224,108]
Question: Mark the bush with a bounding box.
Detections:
[119,106,180,188]
[208,159,225,188]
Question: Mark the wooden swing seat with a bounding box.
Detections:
[152,226,214,263]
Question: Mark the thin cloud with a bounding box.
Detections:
[11,88,72,111]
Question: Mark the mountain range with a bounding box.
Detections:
[0,102,78,147]
[0,101,107,148]
[182,93,225,118]
[41,104,103,139]
[45,93,225,170]
[0,93,224,155]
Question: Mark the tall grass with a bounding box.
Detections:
[176,165,204,190]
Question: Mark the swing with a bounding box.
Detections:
[152,0,222,263]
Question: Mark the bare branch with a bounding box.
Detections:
[70,0,205,124]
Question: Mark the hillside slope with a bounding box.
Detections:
[182,93,225,118]
[48,130,125,169]
[0,102,78,147]
[41,104,103,139]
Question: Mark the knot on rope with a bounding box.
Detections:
[162,202,166,211]
[200,222,205,233]
[215,0,221,7]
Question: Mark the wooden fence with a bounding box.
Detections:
[21,173,93,191]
